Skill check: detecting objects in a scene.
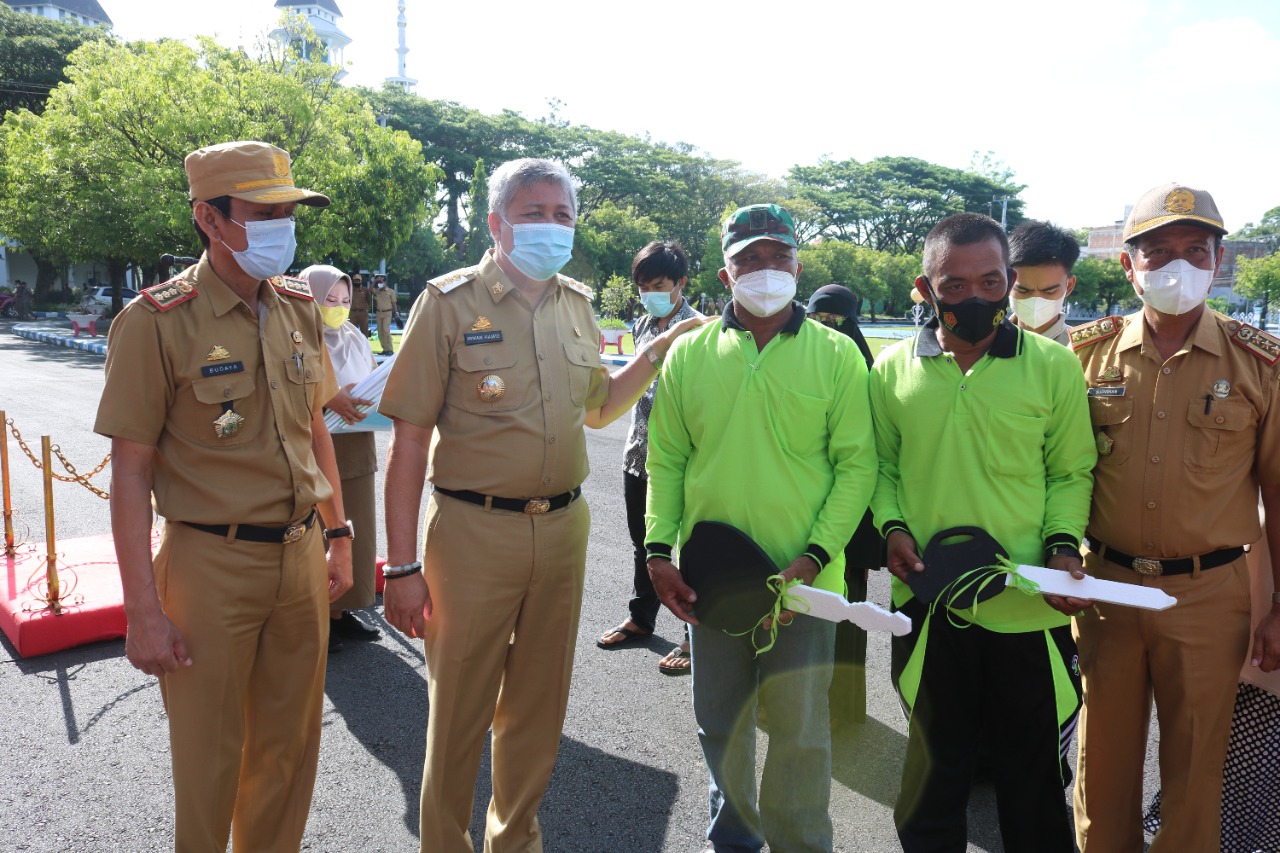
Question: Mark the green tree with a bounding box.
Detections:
[570,201,659,286]
[598,274,632,327]
[463,158,491,266]
[1236,253,1280,327]
[0,5,109,117]
[1231,206,1280,251]
[1071,257,1133,315]
[386,219,450,299]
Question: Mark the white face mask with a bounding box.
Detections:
[1011,294,1064,329]
[222,217,297,280]
[1133,258,1215,316]
[731,269,796,317]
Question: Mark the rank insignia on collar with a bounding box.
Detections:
[206,345,230,361]
[213,409,245,439]
[491,283,504,295]
[472,316,493,331]
[1230,323,1280,365]
[1098,366,1123,383]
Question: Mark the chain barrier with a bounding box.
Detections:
[5,417,110,499]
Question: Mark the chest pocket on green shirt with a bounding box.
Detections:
[987,409,1046,477]
[779,388,830,458]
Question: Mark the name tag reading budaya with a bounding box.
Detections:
[464,331,504,345]
[1087,386,1126,397]
[202,361,245,377]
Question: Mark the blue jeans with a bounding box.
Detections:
[691,614,836,853]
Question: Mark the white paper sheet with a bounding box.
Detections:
[323,353,398,433]
[1007,564,1178,611]
[787,585,913,635]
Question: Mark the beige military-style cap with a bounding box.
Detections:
[185,140,329,207]
[1122,182,1226,242]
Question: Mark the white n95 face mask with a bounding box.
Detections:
[1134,258,1215,316]
[1012,294,1064,329]
[732,269,797,317]
[223,217,298,280]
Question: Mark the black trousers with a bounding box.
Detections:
[891,598,1075,853]
[623,471,662,632]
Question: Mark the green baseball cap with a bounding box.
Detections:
[721,203,798,258]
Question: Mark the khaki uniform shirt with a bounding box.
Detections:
[373,287,397,313]
[94,255,337,525]
[351,286,371,313]
[379,250,608,498]
[1073,310,1280,558]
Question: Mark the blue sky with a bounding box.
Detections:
[103,0,1280,233]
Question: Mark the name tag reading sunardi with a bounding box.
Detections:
[1087,386,1126,398]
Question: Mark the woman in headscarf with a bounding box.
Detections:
[805,284,882,727]
[300,265,381,652]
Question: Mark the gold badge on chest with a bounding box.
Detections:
[206,345,230,361]
[478,374,506,401]
[471,316,492,331]
[213,408,245,439]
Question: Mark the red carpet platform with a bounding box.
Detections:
[0,531,141,658]
[2,532,390,657]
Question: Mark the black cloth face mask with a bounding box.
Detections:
[926,277,1010,345]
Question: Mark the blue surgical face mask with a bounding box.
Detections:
[640,288,680,318]
[500,217,575,281]
[222,216,297,280]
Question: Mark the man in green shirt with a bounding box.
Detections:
[870,213,1096,853]
[645,204,877,853]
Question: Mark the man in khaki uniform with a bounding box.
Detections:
[1070,183,1280,853]
[349,273,370,337]
[95,141,353,853]
[372,273,398,354]
[379,158,701,853]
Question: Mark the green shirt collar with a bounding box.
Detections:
[721,300,807,335]
[914,316,1021,359]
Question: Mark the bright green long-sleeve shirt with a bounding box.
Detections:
[645,305,878,593]
[869,319,1096,631]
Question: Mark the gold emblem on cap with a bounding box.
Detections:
[273,154,290,178]
[213,409,245,439]
[471,316,493,331]
[1213,379,1231,398]
[1164,188,1196,215]
[1098,366,1123,383]
[477,374,506,401]
[206,345,230,361]
[291,330,303,344]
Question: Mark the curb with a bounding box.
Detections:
[13,322,108,356]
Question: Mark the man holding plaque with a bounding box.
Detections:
[645,203,877,853]
[870,212,1096,853]
[1070,183,1280,853]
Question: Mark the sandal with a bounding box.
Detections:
[658,646,691,676]
[596,623,651,649]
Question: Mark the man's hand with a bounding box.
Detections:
[647,557,699,625]
[326,385,373,425]
[763,555,821,630]
[1252,607,1280,673]
[886,530,925,583]
[326,538,353,603]
[1041,551,1093,616]
[124,602,191,677]
[384,571,432,639]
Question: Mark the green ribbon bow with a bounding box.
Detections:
[727,574,813,656]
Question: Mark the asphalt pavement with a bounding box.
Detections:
[0,323,1163,852]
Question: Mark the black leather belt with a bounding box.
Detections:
[434,486,581,515]
[183,509,317,544]
[1087,538,1244,577]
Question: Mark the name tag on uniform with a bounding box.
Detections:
[202,361,245,377]
[1087,386,1125,397]
[464,331,504,345]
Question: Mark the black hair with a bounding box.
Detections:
[1008,221,1081,271]
[922,213,1009,281]
[631,240,689,286]
[191,195,233,249]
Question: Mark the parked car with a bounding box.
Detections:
[82,286,139,313]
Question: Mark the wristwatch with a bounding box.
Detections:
[324,520,355,542]
[1048,544,1081,561]
[643,346,663,371]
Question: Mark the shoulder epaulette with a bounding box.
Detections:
[1069,315,1124,350]
[558,276,594,300]
[429,266,479,294]
[1226,319,1280,365]
[271,276,313,300]
[141,276,198,312]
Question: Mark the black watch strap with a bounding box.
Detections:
[325,522,354,541]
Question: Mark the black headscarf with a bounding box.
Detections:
[806,284,874,369]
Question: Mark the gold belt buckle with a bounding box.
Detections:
[524,498,551,514]
[282,523,305,544]
[1132,557,1163,576]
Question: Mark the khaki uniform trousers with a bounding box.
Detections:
[154,519,329,853]
[1073,550,1251,853]
[418,491,590,853]
[376,311,394,353]
[349,309,370,338]
[330,431,377,611]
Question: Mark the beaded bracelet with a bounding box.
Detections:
[382,560,422,579]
